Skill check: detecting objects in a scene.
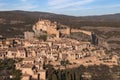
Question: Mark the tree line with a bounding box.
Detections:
[45,64,120,80]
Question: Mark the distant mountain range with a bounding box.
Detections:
[0,10,120,21]
[0,10,120,37]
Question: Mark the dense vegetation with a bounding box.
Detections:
[37,35,47,41]
[70,32,91,42]
[45,64,120,80]
[0,59,21,80]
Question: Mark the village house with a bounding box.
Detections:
[16,57,46,80]
[0,49,7,59]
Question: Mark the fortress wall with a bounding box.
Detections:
[71,29,92,35]
[59,28,71,35]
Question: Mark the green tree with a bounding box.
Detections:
[52,74,57,80]
[61,59,69,68]
[37,35,47,41]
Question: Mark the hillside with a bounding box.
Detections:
[0,10,120,54]
[79,13,120,22]
[0,10,120,37]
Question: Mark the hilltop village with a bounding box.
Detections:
[0,20,119,80]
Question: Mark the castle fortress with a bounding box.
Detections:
[32,19,71,38]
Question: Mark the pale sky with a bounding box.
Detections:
[0,0,120,16]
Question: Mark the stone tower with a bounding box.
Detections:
[56,31,60,39]
[66,27,71,35]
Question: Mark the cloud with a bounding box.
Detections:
[21,0,28,2]
[49,0,70,6]
[48,0,94,9]
[67,4,120,11]
[0,0,38,11]
[15,4,38,10]
[0,4,38,11]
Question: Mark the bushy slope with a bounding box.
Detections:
[0,10,120,37]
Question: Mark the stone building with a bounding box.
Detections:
[24,31,35,40]
[32,19,71,39]
[16,57,46,80]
